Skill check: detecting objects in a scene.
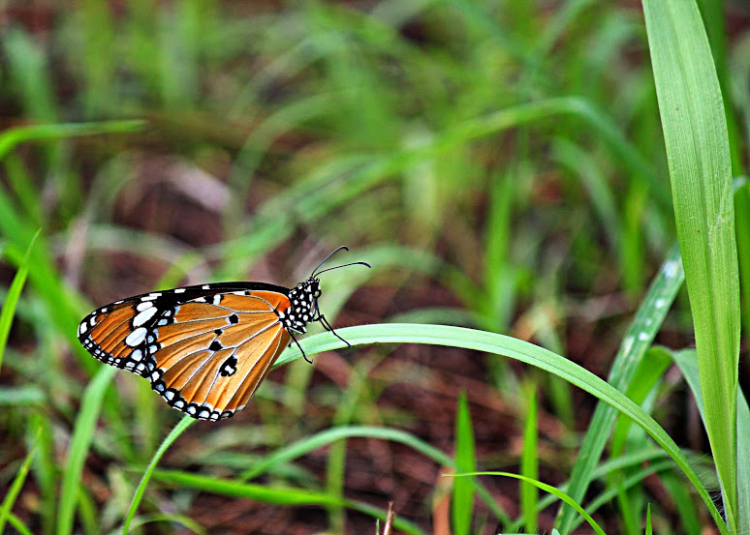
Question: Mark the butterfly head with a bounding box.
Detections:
[283,247,370,335]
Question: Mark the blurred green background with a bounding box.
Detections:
[1,1,748,534]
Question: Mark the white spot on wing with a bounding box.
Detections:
[136,301,154,311]
[125,327,148,347]
[133,306,158,327]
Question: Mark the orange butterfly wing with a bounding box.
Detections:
[79,287,293,421]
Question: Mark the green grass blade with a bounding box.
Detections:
[6,512,34,535]
[0,120,146,161]
[644,0,740,528]
[0,428,39,534]
[736,387,750,535]
[735,182,750,339]
[151,470,426,535]
[279,323,728,533]
[554,245,684,533]
[454,472,605,535]
[452,392,476,535]
[668,348,750,535]
[0,229,39,375]
[238,424,510,524]
[121,416,195,534]
[521,381,539,534]
[56,366,117,535]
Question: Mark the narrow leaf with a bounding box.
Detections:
[644,0,740,527]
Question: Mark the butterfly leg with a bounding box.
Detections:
[288,330,312,364]
[317,313,351,348]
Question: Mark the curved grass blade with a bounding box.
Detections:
[6,513,33,535]
[452,472,605,535]
[238,425,509,524]
[557,244,683,532]
[279,323,728,533]
[151,470,426,535]
[0,120,145,161]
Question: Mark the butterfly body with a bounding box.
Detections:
[78,248,369,422]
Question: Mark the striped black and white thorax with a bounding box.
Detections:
[278,278,321,334]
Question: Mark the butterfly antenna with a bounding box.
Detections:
[311,246,349,277]
[315,261,371,277]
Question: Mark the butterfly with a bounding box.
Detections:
[77,246,369,421]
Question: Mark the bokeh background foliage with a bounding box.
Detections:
[1,0,749,533]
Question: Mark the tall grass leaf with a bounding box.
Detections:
[643,0,740,528]
[0,229,39,375]
[452,392,476,535]
[56,366,117,535]
[557,245,684,533]
[645,504,652,535]
[0,427,39,534]
[454,472,605,535]
[122,416,195,535]
[521,381,538,534]
[281,324,728,533]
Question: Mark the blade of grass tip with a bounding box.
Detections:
[645,504,652,535]
[521,380,538,534]
[453,472,605,535]
[0,229,39,375]
[452,392,476,535]
[56,366,117,535]
[557,244,684,533]
[0,120,146,161]
[644,0,740,528]
[121,416,194,534]
[0,427,40,534]
[285,324,728,533]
